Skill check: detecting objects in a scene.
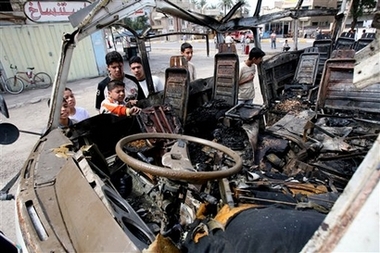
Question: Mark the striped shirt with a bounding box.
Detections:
[100,97,131,116]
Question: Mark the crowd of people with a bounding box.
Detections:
[55,41,199,128]
[56,37,268,129]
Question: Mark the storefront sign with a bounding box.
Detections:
[24,1,89,23]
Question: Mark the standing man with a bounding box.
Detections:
[238,47,266,105]
[128,56,164,98]
[180,42,196,82]
[240,32,246,54]
[224,32,234,45]
[361,29,367,38]
[270,31,277,49]
[95,51,144,111]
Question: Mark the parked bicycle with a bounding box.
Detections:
[4,65,52,95]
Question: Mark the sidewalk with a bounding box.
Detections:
[2,76,104,110]
[152,38,316,44]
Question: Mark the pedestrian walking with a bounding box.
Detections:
[270,31,277,49]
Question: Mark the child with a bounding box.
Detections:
[95,51,144,111]
[238,47,266,105]
[100,80,141,116]
[64,87,90,122]
[283,39,290,51]
[128,56,164,97]
[47,97,74,129]
[59,98,74,128]
[180,42,196,82]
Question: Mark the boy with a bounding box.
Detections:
[282,39,290,51]
[129,56,164,98]
[100,80,141,116]
[238,47,266,105]
[180,42,196,81]
[59,98,75,128]
[95,51,144,111]
[64,87,90,122]
[47,97,74,129]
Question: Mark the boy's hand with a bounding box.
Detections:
[129,106,141,115]
[126,99,138,107]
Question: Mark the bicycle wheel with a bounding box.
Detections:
[4,77,24,94]
[33,72,52,89]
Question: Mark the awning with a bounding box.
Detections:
[0,11,26,24]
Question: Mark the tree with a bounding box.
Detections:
[218,0,234,15]
[199,0,207,9]
[235,0,250,16]
[123,16,150,31]
[192,0,208,10]
[191,0,199,8]
[350,0,377,29]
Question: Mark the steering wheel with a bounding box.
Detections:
[115,133,243,184]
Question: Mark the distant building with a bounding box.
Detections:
[260,0,338,37]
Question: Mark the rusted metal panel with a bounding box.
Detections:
[334,37,355,50]
[35,186,75,252]
[267,110,317,139]
[213,53,239,106]
[32,129,72,185]
[137,105,181,134]
[284,52,319,97]
[354,36,380,89]
[312,39,332,73]
[164,67,189,125]
[301,135,380,252]
[55,159,141,252]
[316,58,380,115]
[0,23,98,82]
[261,51,303,101]
[293,52,319,85]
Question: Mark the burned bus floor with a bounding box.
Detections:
[175,94,379,210]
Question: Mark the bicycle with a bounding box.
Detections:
[4,64,52,95]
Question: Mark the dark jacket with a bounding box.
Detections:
[95,73,145,110]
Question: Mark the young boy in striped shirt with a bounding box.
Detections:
[100,80,141,116]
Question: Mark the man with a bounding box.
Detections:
[270,31,277,49]
[224,32,234,44]
[238,47,266,105]
[282,39,290,52]
[240,32,246,54]
[128,56,164,98]
[361,29,367,38]
[180,42,196,82]
[95,51,144,111]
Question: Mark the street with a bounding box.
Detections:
[0,39,313,243]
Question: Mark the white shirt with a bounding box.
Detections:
[139,75,164,98]
[187,61,196,82]
[225,35,234,44]
[69,106,90,123]
[238,61,256,100]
